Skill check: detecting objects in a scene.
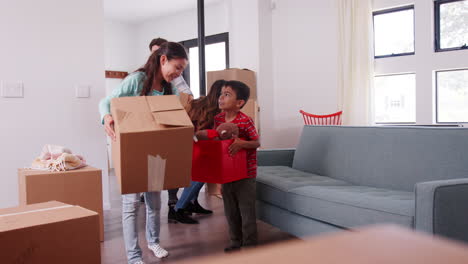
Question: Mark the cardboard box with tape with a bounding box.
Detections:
[18,166,104,241]
[111,95,194,194]
[0,201,100,264]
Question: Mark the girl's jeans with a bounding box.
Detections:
[122,191,161,264]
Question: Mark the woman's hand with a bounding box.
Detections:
[103,114,116,141]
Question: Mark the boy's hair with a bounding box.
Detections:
[225,80,250,108]
[149,37,168,51]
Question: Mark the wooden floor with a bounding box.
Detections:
[101,176,296,264]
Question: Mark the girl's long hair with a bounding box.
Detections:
[136,42,188,96]
[188,80,226,131]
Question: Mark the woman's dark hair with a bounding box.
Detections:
[188,79,226,131]
[137,42,188,96]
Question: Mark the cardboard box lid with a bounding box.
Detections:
[0,201,97,232]
[111,95,193,133]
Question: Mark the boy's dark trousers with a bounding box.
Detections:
[221,177,257,248]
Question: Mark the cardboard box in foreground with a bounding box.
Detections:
[0,201,100,264]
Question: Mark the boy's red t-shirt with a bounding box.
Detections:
[214,111,259,178]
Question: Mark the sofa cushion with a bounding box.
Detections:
[289,185,414,228]
[256,166,350,211]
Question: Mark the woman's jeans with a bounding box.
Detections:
[122,192,161,264]
[175,181,205,211]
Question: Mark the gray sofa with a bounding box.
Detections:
[256,126,468,242]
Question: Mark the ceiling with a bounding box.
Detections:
[104,0,224,24]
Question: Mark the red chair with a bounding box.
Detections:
[300,110,343,125]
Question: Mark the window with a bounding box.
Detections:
[374,73,416,123]
[180,33,229,98]
[373,6,415,58]
[436,69,468,123]
[434,0,468,52]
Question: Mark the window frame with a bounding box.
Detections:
[374,72,417,125]
[435,68,468,124]
[180,32,229,95]
[373,5,416,59]
[434,0,468,52]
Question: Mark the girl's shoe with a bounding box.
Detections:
[175,209,199,224]
[148,244,169,258]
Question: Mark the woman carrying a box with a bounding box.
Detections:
[98,42,188,264]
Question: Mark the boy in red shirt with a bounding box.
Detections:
[214,80,260,252]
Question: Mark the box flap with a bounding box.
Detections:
[153,110,193,127]
[111,96,149,113]
[146,95,184,112]
[115,110,156,132]
[111,95,193,132]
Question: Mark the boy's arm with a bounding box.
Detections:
[228,138,260,156]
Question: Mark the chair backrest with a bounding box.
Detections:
[300,110,343,125]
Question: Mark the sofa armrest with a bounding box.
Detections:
[415,178,468,242]
[257,148,295,167]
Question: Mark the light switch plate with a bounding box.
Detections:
[1,81,24,98]
[75,85,90,98]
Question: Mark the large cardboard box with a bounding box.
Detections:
[0,201,100,264]
[207,68,260,133]
[192,140,248,184]
[18,166,104,241]
[111,95,194,194]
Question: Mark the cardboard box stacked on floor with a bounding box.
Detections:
[18,166,104,241]
[205,68,259,195]
[0,201,100,264]
[111,94,194,194]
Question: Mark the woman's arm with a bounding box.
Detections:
[98,72,144,140]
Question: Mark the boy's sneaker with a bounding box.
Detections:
[133,261,146,264]
[148,244,169,258]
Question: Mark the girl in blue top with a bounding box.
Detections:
[99,42,188,264]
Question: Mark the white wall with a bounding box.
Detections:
[105,20,138,73]
[135,1,229,68]
[257,0,275,149]
[0,0,110,209]
[227,0,260,71]
[104,20,138,96]
[374,0,468,124]
[268,0,340,147]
